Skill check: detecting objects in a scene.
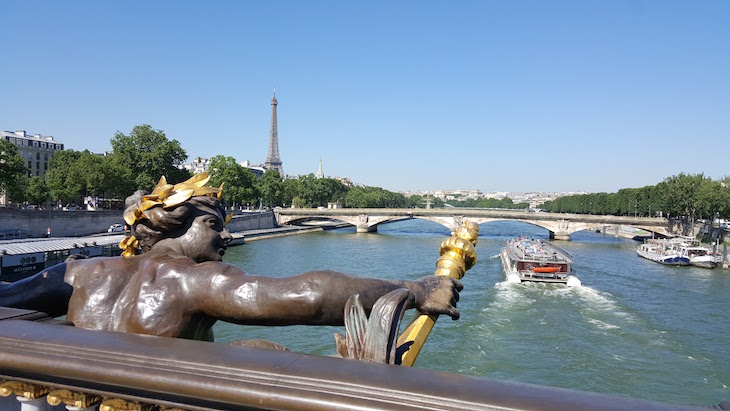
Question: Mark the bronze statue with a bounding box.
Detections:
[1,173,462,344]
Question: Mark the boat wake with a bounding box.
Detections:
[574,285,635,321]
[483,280,638,334]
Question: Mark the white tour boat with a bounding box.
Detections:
[500,237,581,286]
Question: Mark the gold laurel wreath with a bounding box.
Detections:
[119,172,224,257]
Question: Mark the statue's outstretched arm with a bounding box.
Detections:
[195,266,461,326]
[0,263,73,317]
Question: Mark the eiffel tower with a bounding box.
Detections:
[265,90,284,176]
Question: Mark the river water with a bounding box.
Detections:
[214,219,729,407]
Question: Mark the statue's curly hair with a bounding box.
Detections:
[124,192,225,252]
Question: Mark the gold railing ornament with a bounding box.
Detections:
[0,379,52,400]
[99,397,159,411]
[396,221,478,367]
[47,389,102,409]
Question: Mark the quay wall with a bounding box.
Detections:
[0,208,123,238]
[0,208,278,238]
[226,211,278,232]
[695,223,728,245]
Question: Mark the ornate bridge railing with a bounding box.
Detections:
[0,313,711,411]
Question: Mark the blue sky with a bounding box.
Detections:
[1,1,728,193]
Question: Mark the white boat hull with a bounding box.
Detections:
[500,243,580,286]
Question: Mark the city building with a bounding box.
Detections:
[505,191,587,209]
[432,189,484,201]
[180,157,210,174]
[179,157,267,178]
[1,130,64,179]
[1,130,65,206]
[240,160,265,178]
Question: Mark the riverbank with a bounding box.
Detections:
[229,226,324,245]
[230,221,351,245]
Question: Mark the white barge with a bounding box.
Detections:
[500,237,581,286]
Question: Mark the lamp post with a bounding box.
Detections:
[47,193,52,237]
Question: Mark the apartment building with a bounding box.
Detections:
[1,130,64,179]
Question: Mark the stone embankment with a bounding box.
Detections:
[0,208,342,245]
[0,209,283,239]
[230,226,323,245]
[0,208,122,238]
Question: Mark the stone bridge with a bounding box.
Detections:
[274,208,684,240]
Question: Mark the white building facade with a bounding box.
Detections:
[1,130,64,179]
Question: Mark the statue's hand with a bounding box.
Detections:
[410,276,463,320]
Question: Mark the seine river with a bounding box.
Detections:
[215,219,729,407]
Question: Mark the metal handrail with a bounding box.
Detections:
[0,320,712,411]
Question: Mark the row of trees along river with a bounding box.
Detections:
[2,124,729,222]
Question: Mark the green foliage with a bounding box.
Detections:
[540,173,730,220]
[45,150,84,204]
[110,124,190,192]
[696,179,728,219]
[405,195,423,208]
[656,173,704,219]
[0,139,28,202]
[344,186,406,208]
[43,125,192,207]
[291,196,307,208]
[209,155,259,208]
[445,197,529,210]
[281,178,300,207]
[26,176,49,205]
[258,169,283,208]
[279,174,350,208]
[70,151,106,198]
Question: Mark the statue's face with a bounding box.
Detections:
[178,206,232,263]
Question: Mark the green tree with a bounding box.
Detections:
[97,155,131,207]
[0,139,28,203]
[26,176,49,206]
[343,186,406,208]
[68,150,107,200]
[281,178,300,207]
[312,177,349,207]
[405,194,423,208]
[656,173,704,220]
[110,125,190,192]
[344,187,368,208]
[295,174,317,207]
[720,177,730,219]
[209,155,259,208]
[45,150,84,205]
[696,179,728,220]
[258,170,283,208]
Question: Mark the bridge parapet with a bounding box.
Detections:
[1,318,708,411]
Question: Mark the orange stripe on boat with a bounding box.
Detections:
[532,266,560,273]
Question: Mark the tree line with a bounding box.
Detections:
[3,125,727,217]
[445,197,529,210]
[539,173,730,221]
[0,125,420,210]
